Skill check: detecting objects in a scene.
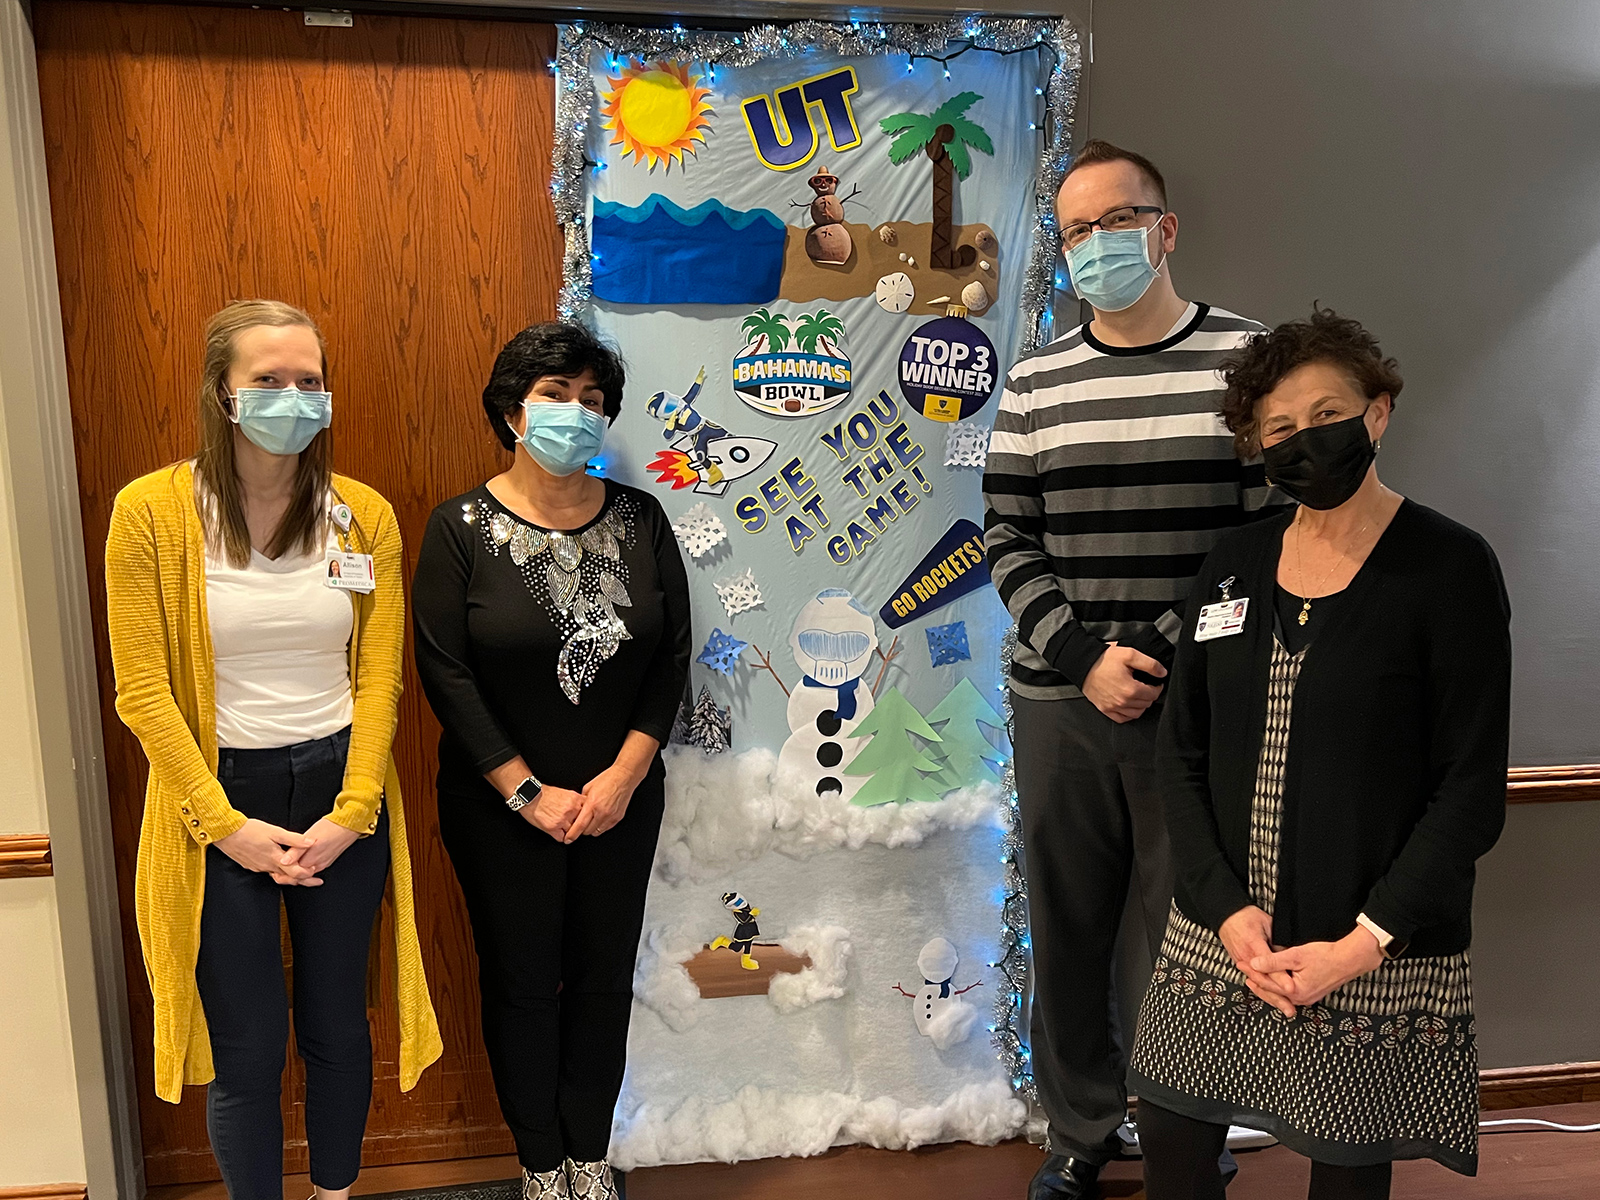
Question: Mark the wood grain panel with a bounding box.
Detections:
[0,1186,87,1200]
[1506,764,1600,805]
[1480,1061,1600,1111]
[34,2,561,1182]
[0,833,53,878]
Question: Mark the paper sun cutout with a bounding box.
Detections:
[672,502,728,559]
[926,621,971,667]
[714,569,764,618]
[944,420,989,468]
[697,628,749,675]
[601,60,714,171]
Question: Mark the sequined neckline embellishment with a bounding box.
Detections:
[464,490,639,704]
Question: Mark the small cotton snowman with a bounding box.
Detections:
[894,937,983,1049]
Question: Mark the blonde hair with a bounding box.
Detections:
[194,300,331,567]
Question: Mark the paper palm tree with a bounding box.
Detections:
[792,309,846,357]
[740,308,790,354]
[880,92,994,270]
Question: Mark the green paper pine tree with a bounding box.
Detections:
[925,678,1006,793]
[842,686,945,807]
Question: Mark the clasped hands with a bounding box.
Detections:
[1218,904,1385,1018]
[1083,642,1167,724]
[214,815,361,887]
[521,761,641,843]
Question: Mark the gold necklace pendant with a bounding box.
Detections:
[1298,598,1312,626]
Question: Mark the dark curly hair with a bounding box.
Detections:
[482,322,626,451]
[1218,307,1403,457]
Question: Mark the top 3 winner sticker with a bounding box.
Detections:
[897,316,998,423]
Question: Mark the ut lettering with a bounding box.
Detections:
[742,68,861,171]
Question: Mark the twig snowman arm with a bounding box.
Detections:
[892,983,917,998]
[748,643,791,697]
[953,979,985,997]
[870,636,901,696]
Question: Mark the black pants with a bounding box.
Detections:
[1012,694,1173,1165]
[1140,1101,1392,1200]
[439,759,666,1173]
[196,727,391,1200]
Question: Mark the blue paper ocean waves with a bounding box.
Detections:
[592,194,789,306]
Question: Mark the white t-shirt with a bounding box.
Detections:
[206,530,354,750]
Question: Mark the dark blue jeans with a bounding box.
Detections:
[196,727,389,1200]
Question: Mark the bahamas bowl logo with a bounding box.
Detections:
[733,308,852,417]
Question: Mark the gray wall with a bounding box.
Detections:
[1089,0,1600,1068]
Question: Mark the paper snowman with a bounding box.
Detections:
[776,588,879,799]
[898,937,980,1049]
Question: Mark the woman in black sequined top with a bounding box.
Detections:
[413,323,691,1200]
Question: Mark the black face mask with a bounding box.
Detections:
[1261,413,1376,510]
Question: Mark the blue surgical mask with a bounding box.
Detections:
[519,401,607,476]
[229,386,332,456]
[1065,224,1164,313]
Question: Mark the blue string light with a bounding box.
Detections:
[989,626,1036,1103]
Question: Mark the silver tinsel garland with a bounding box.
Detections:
[550,14,1079,352]
[550,15,1070,1107]
[993,625,1035,1101]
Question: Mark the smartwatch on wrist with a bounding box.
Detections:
[506,774,543,812]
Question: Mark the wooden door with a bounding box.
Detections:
[34,2,563,1182]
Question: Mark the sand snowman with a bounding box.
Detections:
[803,165,853,265]
[777,588,878,799]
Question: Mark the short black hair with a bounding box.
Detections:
[482,322,626,450]
[1218,307,1403,456]
[1062,138,1168,208]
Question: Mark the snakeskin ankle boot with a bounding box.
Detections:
[521,1165,570,1199]
[564,1159,622,1200]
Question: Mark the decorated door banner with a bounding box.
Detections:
[550,15,1079,1168]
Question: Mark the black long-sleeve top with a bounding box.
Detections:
[1158,499,1511,958]
[413,480,692,795]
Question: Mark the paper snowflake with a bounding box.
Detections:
[926,620,972,668]
[696,627,749,675]
[944,420,990,469]
[672,502,728,559]
[713,568,764,617]
[685,686,733,755]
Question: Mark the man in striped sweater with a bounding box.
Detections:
[983,140,1282,1199]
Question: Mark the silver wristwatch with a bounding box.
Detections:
[506,774,544,812]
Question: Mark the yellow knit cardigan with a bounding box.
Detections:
[105,462,442,1102]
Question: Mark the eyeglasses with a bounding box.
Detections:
[1062,205,1165,250]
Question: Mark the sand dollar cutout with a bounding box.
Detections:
[875,272,916,314]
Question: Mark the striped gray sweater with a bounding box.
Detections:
[983,303,1283,700]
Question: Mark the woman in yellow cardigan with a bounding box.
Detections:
[106,300,440,1200]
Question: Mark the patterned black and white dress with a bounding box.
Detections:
[1128,638,1480,1175]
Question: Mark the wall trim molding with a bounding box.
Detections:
[1479,1061,1600,1110]
[1506,764,1600,805]
[0,2,143,1196]
[0,1187,89,1200]
[0,832,52,877]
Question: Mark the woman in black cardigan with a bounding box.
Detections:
[413,324,691,1200]
[1128,309,1511,1200]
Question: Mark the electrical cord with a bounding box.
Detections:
[1480,1117,1600,1134]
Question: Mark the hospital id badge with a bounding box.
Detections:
[1194,597,1249,642]
[324,550,375,593]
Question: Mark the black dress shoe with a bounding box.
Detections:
[1028,1153,1101,1200]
